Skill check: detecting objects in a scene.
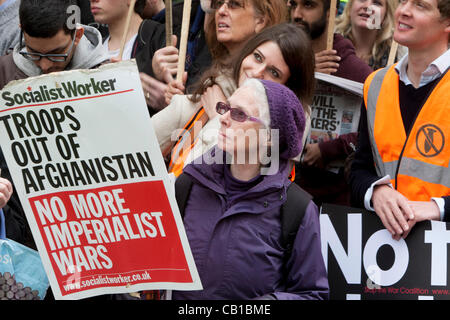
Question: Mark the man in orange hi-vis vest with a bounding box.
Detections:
[350,0,450,240]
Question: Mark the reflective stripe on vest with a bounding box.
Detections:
[364,67,390,178]
[364,65,450,200]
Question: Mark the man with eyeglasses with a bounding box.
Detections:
[0,0,108,89]
[0,0,108,249]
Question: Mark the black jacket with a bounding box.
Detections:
[0,147,35,249]
[135,1,212,114]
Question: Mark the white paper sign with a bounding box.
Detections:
[0,60,201,300]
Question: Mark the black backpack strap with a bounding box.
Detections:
[281,182,313,258]
[174,173,194,219]
[176,175,311,257]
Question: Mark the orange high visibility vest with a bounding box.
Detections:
[168,107,209,177]
[363,65,450,201]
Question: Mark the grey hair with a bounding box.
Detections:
[240,78,271,129]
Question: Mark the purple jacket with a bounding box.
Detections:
[172,148,329,300]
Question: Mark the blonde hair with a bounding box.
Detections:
[335,0,398,66]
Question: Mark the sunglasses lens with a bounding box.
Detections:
[229,0,242,9]
[211,0,223,9]
[216,102,250,122]
[216,102,228,115]
[211,0,242,9]
[230,109,247,122]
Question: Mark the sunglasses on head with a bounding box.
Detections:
[216,102,263,124]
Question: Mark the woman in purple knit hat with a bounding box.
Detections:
[171,78,329,300]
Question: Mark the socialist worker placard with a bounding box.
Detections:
[0,60,202,300]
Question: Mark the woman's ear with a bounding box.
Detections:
[254,15,267,33]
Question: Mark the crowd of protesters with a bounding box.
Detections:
[0,0,449,300]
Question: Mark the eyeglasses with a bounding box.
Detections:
[19,30,77,62]
[216,102,263,124]
[211,0,245,10]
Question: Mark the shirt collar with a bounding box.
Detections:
[394,48,450,87]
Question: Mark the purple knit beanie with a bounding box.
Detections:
[259,79,306,160]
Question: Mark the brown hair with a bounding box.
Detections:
[438,0,450,19]
[205,0,288,64]
[134,0,147,15]
[232,23,315,109]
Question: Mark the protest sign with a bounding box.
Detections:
[305,73,363,173]
[0,60,202,300]
[321,204,450,300]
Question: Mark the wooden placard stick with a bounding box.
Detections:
[176,0,192,82]
[387,39,399,66]
[326,0,337,51]
[166,0,173,46]
[119,0,137,59]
